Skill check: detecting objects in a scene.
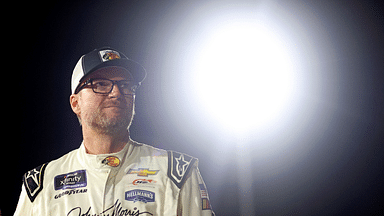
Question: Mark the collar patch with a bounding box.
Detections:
[102,156,120,167]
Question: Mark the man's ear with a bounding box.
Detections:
[70,94,81,116]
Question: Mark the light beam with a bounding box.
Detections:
[191,21,296,134]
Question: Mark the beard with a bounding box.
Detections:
[83,106,134,135]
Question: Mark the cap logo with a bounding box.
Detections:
[99,50,121,62]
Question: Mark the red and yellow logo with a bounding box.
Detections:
[103,52,121,61]
[99,50,121,62]
[132,179,157,185]
[102,156,120,167]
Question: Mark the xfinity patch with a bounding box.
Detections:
[125,189,155,203]
[54,170,87,190]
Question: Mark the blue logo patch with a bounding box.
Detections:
[54,170,87,190]
[125,189,155,203]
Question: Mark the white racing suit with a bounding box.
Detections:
[14,140,214,216]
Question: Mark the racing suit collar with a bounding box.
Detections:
[78,139,134,170]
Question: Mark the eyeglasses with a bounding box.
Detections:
[75,78,139,95]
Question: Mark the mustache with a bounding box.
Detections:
[102,100,129,109]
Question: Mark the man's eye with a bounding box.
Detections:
[120,83,129,88]
[118,81,131,88]
[94,81,110,87]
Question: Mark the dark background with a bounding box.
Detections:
[4,0,384,215]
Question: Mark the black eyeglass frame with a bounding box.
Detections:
[75,78,139,95]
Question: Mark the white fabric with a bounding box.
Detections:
[14,140,214,216]
[71,55,85,94]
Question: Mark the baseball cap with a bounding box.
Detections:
[71,47,147,94]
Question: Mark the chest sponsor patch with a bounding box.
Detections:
[132,179,157,186]
[125,189,155,203]
[54,170,87,190]
[127,168,159,177]
[102,156,120,167]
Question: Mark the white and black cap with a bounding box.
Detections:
[71,47,147,94]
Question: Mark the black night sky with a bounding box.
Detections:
[4,1,384,215]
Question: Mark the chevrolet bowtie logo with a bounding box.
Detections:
[127,168,159,177]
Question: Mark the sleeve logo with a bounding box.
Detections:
[23,162,49,202]
[167,151,197,189]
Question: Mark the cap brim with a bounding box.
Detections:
[80,58,147,84]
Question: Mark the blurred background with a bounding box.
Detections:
[5,0,384,215]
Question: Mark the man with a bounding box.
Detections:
[14,47,214,216]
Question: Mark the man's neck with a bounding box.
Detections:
[82,126,130,155]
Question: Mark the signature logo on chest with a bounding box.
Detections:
[67,199,153,216]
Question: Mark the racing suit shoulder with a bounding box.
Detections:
[133,142,199,190]
[133,141,169,158]
[44,147,80,172]
[167,150,198,189]
[21,147,79,203]
[165,150,215,215]
[22,162,49,203]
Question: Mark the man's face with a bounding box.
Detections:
[71,66,135,134]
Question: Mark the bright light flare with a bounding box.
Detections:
[192,22,296,133]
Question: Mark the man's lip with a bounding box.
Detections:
[104,106,126,109]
